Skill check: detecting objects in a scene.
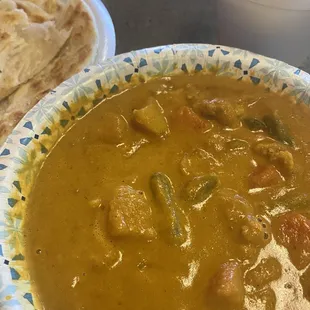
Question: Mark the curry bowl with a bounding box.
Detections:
[0,44,310,310]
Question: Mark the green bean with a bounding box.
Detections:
[150,172,174,206]
[150,172,186,245]
[183,174,218,204]
[263,114,293,146]
[243,117,266,131]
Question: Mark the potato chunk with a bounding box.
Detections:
[247,287,276,310]
[208,261,245,308]
[93,209,122,268]
[194,98,240,128]
[221,189,254,225]
[180,148,220,176]
[273,212,310,270]
[218,189,271,248]
[241,215,271,246]
[182,174,218,204]
[252,139,294,174]
[85,112,128,144]
[133,97,170,137]
[109,186,156,239]
[206,134,227,152]
[101,112,128,144]
[245,257,282,288]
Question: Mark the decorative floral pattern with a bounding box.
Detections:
[0,212,22,252]
[0,44,309,309]
[0,275,19,308]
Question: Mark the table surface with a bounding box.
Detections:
[102,0,217,54]
[102,0,310,73]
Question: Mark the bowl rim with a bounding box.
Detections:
[84,0,116,63]
[0,43,310,309]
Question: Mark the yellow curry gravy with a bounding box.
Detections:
[24,75,310,309]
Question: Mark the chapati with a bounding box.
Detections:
[0,0,97,144]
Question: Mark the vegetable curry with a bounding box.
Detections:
[24,75,310,310]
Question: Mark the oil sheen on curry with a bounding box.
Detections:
[24,75,310,310]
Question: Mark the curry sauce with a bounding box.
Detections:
[24,75,310,310]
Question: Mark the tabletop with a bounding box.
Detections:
[102,0,217,54]
[102,0,310,73]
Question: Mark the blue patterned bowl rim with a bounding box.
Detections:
[0,44,310,309]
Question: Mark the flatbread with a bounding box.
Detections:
[0,0,97,144]
[0,0,80,99]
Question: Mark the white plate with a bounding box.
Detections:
[83,0,116,64]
